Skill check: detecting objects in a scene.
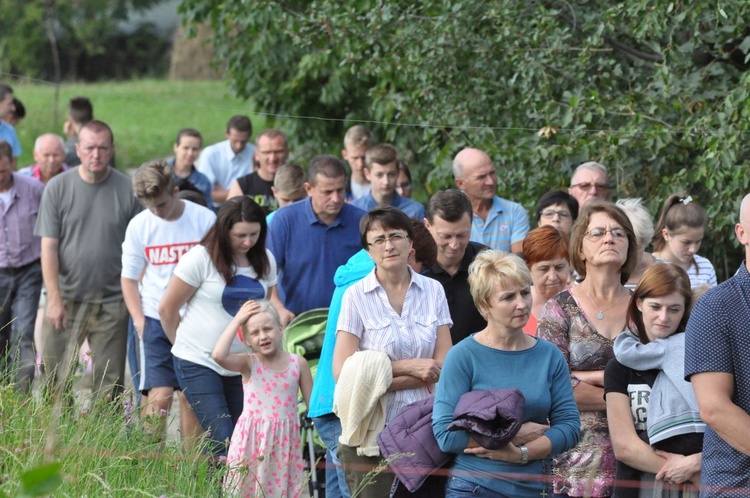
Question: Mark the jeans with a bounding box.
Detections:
[313,413,351,498]
[0,260,43,393]
[173,356,243,457]
[445,477,507,498]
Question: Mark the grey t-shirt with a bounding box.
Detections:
[35,167,142,302]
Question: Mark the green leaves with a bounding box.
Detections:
[17,463,62,497]
[181,0,750,279]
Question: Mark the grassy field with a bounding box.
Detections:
[9,79,267,170]
[0,382,225,497]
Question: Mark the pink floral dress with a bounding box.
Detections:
[223,353,304,498]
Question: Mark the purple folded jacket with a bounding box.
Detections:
[377,396,451,492]
[446,389,525,450]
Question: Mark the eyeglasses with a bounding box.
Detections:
[541,210,571,219]
[584,228,626,240]
[368,233,409,248]
[570,182,611,192]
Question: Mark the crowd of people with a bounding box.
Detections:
[0,79,749,498]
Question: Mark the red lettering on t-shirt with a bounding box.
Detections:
[145,242,199,265]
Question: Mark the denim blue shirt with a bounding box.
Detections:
[168,159,213,208]
[351,192,426,220]
[267,198,365,314]
[0,122,21,157]
[685,262,750,496]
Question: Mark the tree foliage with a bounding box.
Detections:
[0,0,167,81]
[180,0,750,280]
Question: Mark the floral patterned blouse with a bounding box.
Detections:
[537,289,621,497]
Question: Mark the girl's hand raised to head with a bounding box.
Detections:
[236,300,262,322]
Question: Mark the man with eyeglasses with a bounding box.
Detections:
[453,148,529,253]
[227,129,290,214]
[35,120,142,402]
[568,162,612,207]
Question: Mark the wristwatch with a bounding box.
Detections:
[519,444,529,465]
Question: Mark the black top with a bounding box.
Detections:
[236,171,278,215]
[423,241,489,345]
[604,358,658,498]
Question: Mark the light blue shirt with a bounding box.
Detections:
[196,139,255,190]
[0,122,21,157]
[470,195,529,252]
[351,192,426,220]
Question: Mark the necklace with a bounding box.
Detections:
[580,285,625,320]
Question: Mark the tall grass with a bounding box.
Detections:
[0,383,223,497]
[8,79,267,171]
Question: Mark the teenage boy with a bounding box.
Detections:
[121,160,215,445]
[351,143,426,220]
[341,125,372,201]
[266,163,307,226]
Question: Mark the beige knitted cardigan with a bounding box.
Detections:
[333,350,393,457]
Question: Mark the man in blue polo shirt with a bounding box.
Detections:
[267,155,365,315]
[453,147,529,253]
[685,193,750,497]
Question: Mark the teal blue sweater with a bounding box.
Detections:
[432,335,580,497]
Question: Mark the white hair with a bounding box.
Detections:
[616,198,654,249]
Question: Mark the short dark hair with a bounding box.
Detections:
[398,161,412,182]
[0,141,12,162]
[68,96,93,125]
[0,84,13,102]
[411,219,437,268]
[536,189,579,225]
[202,196,269,283]
[365,143,398,170]
[427,189,472,223]
[569,201,638,284]
[175,128,202,146]
[79,120,114,144]
[256,128,287,147]
[226,115,252,134]
[11,98,25,119]
[308,155,346,186]
[359,205,414,249]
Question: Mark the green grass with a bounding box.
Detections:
[0,384,225,497]
[10,79,267,170]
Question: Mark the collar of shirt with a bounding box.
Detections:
[302,197,345,228]
[361,266,424,294]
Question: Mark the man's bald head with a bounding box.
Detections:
[33,133,66,178]
[740,194,750,225]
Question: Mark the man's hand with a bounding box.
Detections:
[46,295,67,331]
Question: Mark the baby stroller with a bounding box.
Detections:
[284,308,329,498]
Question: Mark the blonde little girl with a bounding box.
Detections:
[213,300,313,498]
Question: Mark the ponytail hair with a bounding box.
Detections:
[652,194,706,252]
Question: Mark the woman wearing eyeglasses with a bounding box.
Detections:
[536,189,579,235]
[537,201,639,498]
[332,205,453,497]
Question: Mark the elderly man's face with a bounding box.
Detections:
[33,136,65,176]
[569,168,611,206]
